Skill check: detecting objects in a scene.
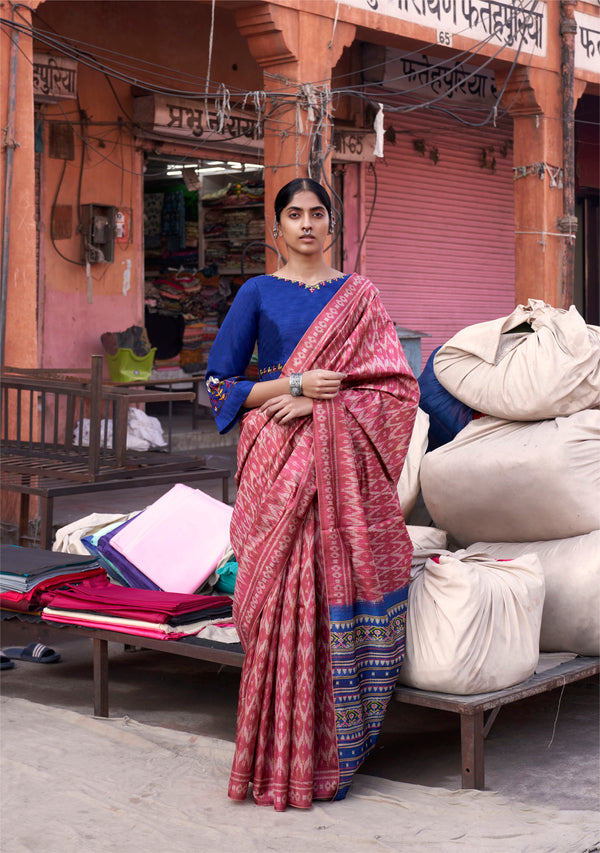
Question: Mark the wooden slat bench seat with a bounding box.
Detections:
[0,464,230,549]
[393,657,600,789]
[1,356,231,546]
[2,610,597,791]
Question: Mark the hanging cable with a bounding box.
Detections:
[203,0,216,130]
[354,162,378,272]
[50,160,84,266]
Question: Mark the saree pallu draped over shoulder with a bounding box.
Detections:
[228,274,420,811]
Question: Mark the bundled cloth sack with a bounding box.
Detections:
[433,300,600,421]
[465,532,600,656]
[398,549,545,694]
[397,407,429,518]
[407,525,448,552]
[420,409,600,546]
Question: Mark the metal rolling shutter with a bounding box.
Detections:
[364,110,515,372]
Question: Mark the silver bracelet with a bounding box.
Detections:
[289,373,303,397]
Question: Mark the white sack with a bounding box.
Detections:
[420,410,600,546]
[433,299,600,420]
[74,406,167,452]
[397,407,429,518]
[407,525,447,552]
[465,532,600,656]
[399,550,545,694]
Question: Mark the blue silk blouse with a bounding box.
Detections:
[206,273,350,433]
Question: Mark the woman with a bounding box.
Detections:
[206,178,419,811]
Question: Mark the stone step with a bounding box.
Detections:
[169,425,239,452]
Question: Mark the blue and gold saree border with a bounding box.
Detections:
[329,586,408,800]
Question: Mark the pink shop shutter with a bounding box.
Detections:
[363,110,516,373]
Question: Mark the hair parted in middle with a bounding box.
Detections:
[273,178,333,227]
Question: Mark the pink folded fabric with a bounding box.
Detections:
[108,484,233,593]
[42,610,188,640]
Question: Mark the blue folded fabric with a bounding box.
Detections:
[418,346,474,451]
[81,534,126,585]
[96,518,161,591]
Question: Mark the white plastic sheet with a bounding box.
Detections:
[74,406,167,452]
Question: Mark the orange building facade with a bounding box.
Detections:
[1,0,598,378]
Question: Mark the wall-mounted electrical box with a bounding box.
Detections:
[80,203,116,263]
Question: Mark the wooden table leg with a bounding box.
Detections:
[93,637,109,717]
[39,496,54,550]
[222,474,229,504]
[18,492,30,545]
[460,710,485,789]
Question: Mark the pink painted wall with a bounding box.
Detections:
[36,0,263,370]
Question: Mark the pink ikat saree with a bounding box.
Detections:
[228,273,419,810]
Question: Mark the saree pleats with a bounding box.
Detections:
[228,274,420,810]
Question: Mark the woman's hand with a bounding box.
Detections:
[260,394,313,424]
[301,369,347,399]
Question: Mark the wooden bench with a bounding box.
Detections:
[2,610,597,791]
[1,356,230,547]
[392,658,599,789]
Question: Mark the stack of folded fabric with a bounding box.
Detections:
[83,484,233,595]
[80,517,146,587]
[0,546,106,614]
[42,584,233,640]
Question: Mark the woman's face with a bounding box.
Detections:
[277,190,330,255]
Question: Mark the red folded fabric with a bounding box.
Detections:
[0,569,107,612]
[45,583,232,622]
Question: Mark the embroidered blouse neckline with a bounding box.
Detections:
[268,273,346,293]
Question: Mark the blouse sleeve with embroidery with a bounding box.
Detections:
[205,279,259,434]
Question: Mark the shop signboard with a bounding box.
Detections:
[575,11,600,74]
[338,0,547,57]
[382,50,498,104]
[332,129,377,162]
[133,95,263,153]
[33,54,77,101]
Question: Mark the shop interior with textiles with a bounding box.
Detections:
[143,157,266,398]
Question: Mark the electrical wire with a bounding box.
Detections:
[4,0,591,218]
[354,162,378,272]
[3,0,584,136]
[49,159,84,266]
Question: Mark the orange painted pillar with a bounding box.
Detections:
[498,66,564,308]
[0,1,42,526]
[0,0,41,368]
[498,63,587,310]
[235,3,355,271]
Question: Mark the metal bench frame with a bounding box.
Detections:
[1,355,230,546]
